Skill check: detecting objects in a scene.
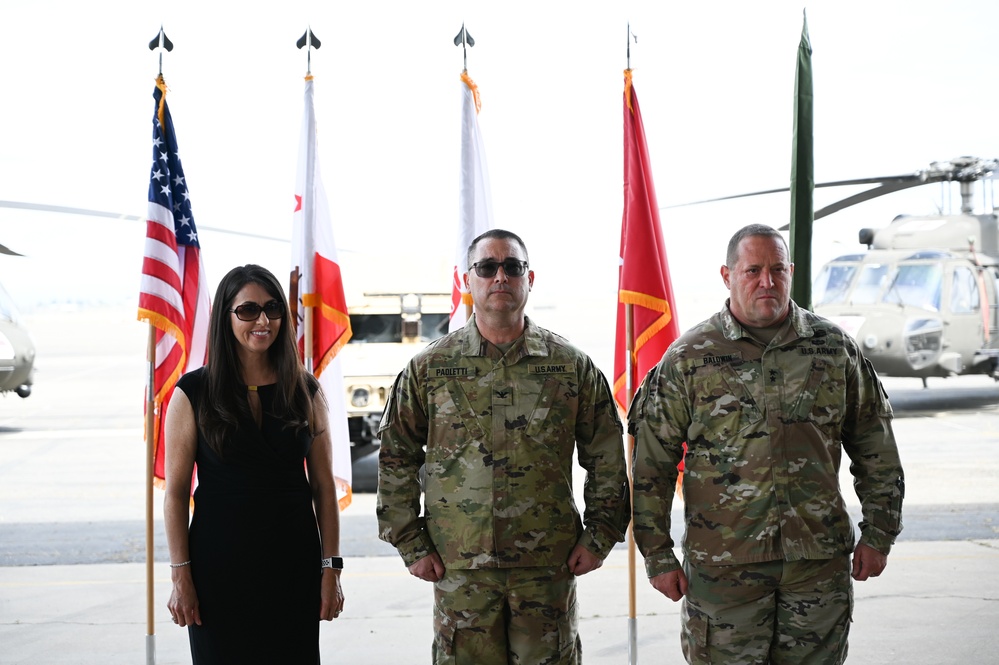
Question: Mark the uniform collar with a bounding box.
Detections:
[720,299,815,342]
[461,314,549,358]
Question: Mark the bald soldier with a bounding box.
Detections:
[629,223,904,664]
[377,229,630,664]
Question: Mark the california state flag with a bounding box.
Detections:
[291,74,353,509]
[449,71,494,332]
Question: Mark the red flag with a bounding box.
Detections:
[291,75,353,509]
[614,69,681,412]
[137,76,211,486]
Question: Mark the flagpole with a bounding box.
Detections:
[304,308,315,374]
[790,10,814,310]
[144,324,157,665]
[450,25,492,334]
[625,26,639,663]
[142,28,175,665]
[297,31,321,375]
[625,303,638,665]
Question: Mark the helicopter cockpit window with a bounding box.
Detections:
[881,263,943,312]
[813,263,858,305]
[950,266,980,314]
[850,263,891,305]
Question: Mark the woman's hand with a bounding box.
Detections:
[320,569,344,621]
[167,568,202,627]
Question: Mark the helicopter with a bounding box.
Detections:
[811,157,999,387]
[0,241,35,398]
[674,156,999,387]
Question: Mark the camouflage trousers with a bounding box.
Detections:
[681,556,853,665]
[432,565,581,665]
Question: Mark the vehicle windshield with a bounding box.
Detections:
[348,313,449,343]
[813,262,859,306]
[849,263,891,305]
[881,263,943,311]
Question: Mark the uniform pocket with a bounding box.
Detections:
[689,363,761,443]
[556,600,581,661]
[432,607,457,664]
[790,358,829,421]
[425,380,484,462]
[681,602,712,664]
[525,377,564,439]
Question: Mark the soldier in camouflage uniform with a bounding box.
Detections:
[377,229,630,664]
[630,224,904,664]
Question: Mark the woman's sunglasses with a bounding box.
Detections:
[229,300,284,321]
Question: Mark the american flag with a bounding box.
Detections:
[137,76,210,484]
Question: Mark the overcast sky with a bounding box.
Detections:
[2,0,998,371]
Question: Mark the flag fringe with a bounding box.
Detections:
[619,288,670,313]
[460,71,482,115]
[624,69,634,113]
[155,75,168,134]
[137,307,188,404]
[634,311,673,355]
[336,477,352,511]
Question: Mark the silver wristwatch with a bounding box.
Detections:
[321,556,344,570]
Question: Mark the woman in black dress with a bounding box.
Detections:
[164,264,344,664]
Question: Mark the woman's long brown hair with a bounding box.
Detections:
[197,264,318,456]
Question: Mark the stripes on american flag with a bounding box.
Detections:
[137,76,211,484]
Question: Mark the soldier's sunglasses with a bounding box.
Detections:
[230,300,284,321]
[470,259,529,278]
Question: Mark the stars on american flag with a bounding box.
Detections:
[148,115,199,249]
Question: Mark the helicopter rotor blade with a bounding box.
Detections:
[661,174,926,211]
[775,178,933,230]
[0,242,23,257]
[663,158,997,217]
[0,200,290,243]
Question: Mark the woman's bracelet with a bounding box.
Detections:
[169,560,192,568]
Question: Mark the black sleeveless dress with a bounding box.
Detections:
[177,368,321,664]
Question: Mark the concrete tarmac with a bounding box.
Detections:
[2,306,999,663]
[2,528,998,664]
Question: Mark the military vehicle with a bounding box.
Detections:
[0,272,35,399]
[811,158,999,385]
[0,239,34,398]
[340,290,451,489]
[671,157,999,386]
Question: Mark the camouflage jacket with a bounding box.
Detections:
[377,315,630,569]
[629,301,904,578]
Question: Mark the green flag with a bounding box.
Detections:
[790,11,814,309]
